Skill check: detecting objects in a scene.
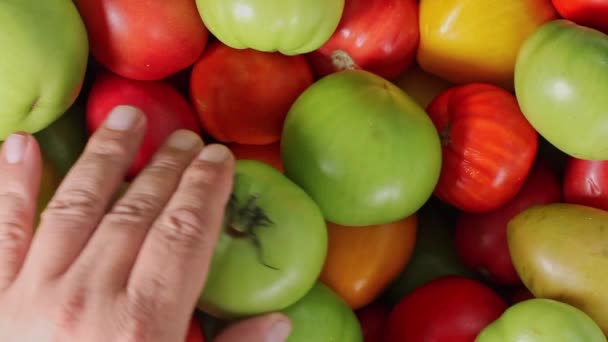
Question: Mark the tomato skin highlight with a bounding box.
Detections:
[320,215,417,310]
[190,42,314,145]
[427,83,538,213]
[385,276,508,342]
[307,0,420,80]
[454,159,562,285]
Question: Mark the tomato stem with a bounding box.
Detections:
[331,49,359,72]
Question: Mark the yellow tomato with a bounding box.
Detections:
[395,64,453,109]
[320,215,417,310]
[418,0,557,89]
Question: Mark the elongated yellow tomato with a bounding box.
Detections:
[418,0,557,89]
[508,203,608,335]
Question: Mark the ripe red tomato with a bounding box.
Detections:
[385,276,508,342]
[454,159,562,285]
[190,41,314,145]
[75,0,208,81]
[86,71,201,180]
[226,142,284,172]
[552,0,608,34]
[355,303,390,342]
[563,157,608,211]
[185,315,205,342]
[306,0,419,80]
[426,83,538,213]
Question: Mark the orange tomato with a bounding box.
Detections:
[227,142,283,172]
[320,215,417,309]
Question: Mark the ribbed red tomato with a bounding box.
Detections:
[552,0,608,34]
[190,41,313,145]
[385,276,508,342]
[563,157,608,211]
[426,83,538,213]
[306,0,419,80]
[454,159,562,285]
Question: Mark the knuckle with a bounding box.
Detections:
[0,221,28,256]
[106,195,161,226]
[86,135,131,161]
[145,156,184,178]
[55,286,88,331]
[42,187,102,223]
[155,207,212,251]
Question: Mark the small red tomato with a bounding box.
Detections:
[86,71,201,180]
[563,157,608,211]
[385,276,508,342]
[227,142,284,172]
[185,315,205,342]
[426,83,538,213]
[75,0,209,81]
[355,303,390,342]
[552,0,608,34]
[307,0,419,80]
[190,41,314,145]
[454,159,562,285]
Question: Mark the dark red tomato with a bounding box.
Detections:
[385,276,508,342]
[563,157,608,211]
[454,159,562,285]
[86,71,201,180]
[227,142,284,172]
[306,0,419,80]
[355,303,390,342]
[75,0,208,81]
[426,83,538,213]
[552,0,608,34]
[507,287,535,305]
[190,41,314,145]
[185,315,205,342]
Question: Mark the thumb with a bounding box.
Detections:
[213,313,292,342]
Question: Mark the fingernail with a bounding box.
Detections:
[105,105,141,131]
[167,130,200,151]
[3,133,28,164]
[198,144,230,163]
[266,320,291,342]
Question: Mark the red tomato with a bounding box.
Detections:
[185,315,205,342]
[385,276,508,342]
[552,0,608,34]
[426,83,538,213]
[75,0,208,81]
[190,41,314,145]
[454,159,562,285]
[226,142,284,172]
[306,0,419,80]
[355,303,390,342]
[86,71,201,180]
[563,158,608,211]
[507,287,535,305]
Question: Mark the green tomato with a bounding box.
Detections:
[198,160,328,319]
[282,282,363,342]
[382,200,477,305]
[515,19,608,160]
[476,298,606,342]
[0,0,88,140]
[195,0,345,55]
[281,70,442,227]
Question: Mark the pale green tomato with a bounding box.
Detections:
[195,0,345,55]
[0,0,88,140]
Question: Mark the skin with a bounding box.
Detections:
[0,105,292,342]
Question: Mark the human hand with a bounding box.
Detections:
[0,106,292,342]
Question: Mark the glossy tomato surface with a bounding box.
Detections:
[427,83,538,213]
[307,0,419,80]
[385,276,508,342]
[552,0,608,34]
[564,157,608,211]
[75,0,209,80]
[320,215,417,309]
[455,159,562,285]
[190,41,313,145]
[86,72,201,180]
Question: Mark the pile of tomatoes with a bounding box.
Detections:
[30,0,608,341]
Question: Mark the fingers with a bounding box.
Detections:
[124,144,234,335]
[0,133,42,291]
[71,129,203,292]
[214,313,292,342]
[24,106,146,280]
